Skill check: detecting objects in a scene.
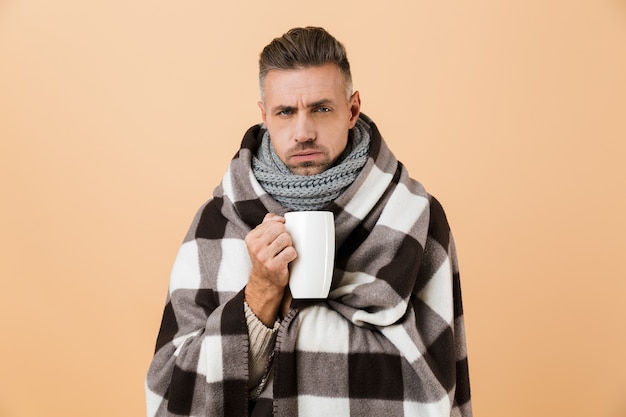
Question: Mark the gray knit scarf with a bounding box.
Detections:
[252,118,371,211]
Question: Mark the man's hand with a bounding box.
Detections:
[244,213,297,326]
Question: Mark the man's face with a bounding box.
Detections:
[258,64,361,176]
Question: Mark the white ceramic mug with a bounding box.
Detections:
[284,211,335,299]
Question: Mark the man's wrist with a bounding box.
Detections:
[244,282,285,327]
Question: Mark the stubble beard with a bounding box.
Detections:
[286,144,333,176]
[288,160,332,176]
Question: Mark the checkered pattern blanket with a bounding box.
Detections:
[146,114,472,416]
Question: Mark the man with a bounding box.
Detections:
[146,27,471,417]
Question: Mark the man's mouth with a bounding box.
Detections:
[291,150,322,162]
[294,151,318,157]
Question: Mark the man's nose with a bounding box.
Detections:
[293,113,315,142]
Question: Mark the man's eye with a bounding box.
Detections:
[278,109,294,116]
[316,107,331,113]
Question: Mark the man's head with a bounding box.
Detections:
[258,27,361,176]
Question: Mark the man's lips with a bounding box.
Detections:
[290,150,322,161]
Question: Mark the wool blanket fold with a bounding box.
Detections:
[146,114,472,417]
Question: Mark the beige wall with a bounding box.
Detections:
[1,1,625,416]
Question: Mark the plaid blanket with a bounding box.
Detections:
[146,114,472,416]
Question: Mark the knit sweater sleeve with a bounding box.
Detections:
[244,301,279,397]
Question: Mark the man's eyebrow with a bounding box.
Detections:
[307,99,333,108]
[271,105,296,113]
[270,99,335,114]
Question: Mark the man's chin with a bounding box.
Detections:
[289,162,329,176]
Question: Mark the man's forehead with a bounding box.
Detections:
[262,65,346,103]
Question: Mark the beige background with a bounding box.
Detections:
[1,1,625,416]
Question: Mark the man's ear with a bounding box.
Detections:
[258,101,267,125]
[348,91,361,128]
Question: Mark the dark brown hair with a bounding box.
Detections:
[259,27,353,100]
